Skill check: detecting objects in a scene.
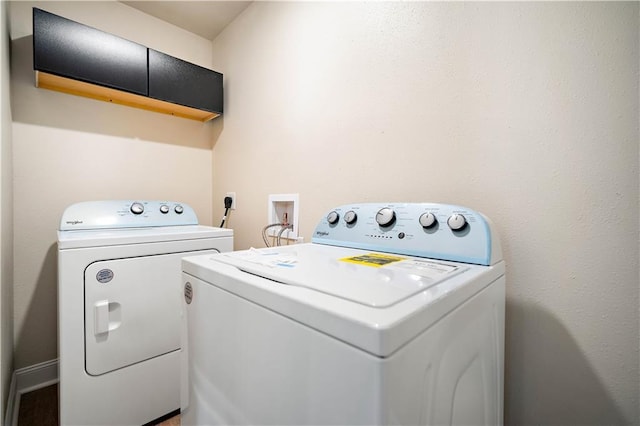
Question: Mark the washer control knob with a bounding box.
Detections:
[130,202,144,215]
[419,212,437,228]
[174,205,184,214]
[327,211,340,225]
[159,204,170,214]
[344,210,357,225]
[447,214,468,231]
[376,207,396,227]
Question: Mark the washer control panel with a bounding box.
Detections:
[312,203,501,266]
[59,200,198,230]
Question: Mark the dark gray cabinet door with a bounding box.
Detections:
[33,8,148,95]
[148,49,223,114]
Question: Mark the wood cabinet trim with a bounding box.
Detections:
[36,71,220,122]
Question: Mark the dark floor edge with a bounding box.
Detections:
[142,408,180,426]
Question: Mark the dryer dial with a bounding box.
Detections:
[130,202,144,215]
[174,205,184,214]
[159,204,170,214]
[376,207,396,227]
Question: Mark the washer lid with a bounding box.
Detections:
[183,245,504,357]
[213,244,467,308]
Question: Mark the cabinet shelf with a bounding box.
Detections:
[36,71,220,122]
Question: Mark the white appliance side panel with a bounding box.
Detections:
[385,275,505,426]
[182,273,504,426]
[181,275,384,426]
[85,250,223,375]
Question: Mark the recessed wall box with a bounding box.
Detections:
[268,194,299,241]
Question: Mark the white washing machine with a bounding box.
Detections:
[181,202,505,425]
[57,200,233,426]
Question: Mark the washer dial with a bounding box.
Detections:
[174,205,184,214]
[159,204,170,214]
[447,214,468,231]
[376,207,396,227]
[130,202,144,215]
[419,212,437,228]
[327,211,340,225]
[344,210,357,225]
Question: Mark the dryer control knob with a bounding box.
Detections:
[419,212,437,228]
[376,207,396,227]
[130,202,144,215]
[159,204,170,214]
[344,210,357,225]
[447,214,468,231]
[174,205,184,214]
[327,211,340,225]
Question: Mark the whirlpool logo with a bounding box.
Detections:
[66,220,83,225]
[315,231,329,237]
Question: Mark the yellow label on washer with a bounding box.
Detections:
[340,253,406,267]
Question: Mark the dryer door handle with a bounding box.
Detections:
[94,300,109,335]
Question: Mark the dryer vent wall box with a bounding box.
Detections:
[57,200,233,426]
[182,202,505,425]
[33,8,223,122]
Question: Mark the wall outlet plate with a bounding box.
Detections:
[225,192,236,210]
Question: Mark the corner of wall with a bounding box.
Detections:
[1,0,16,423]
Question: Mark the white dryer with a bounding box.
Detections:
[181,203,504,425]
[57,200,233,426]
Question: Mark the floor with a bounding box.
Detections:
[17,384,180,426]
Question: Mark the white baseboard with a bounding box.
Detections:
[4,359,58,426]
[3,370,16,426]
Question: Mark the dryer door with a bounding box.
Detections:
[84,250,218,376]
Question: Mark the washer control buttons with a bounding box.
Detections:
[447,214,468,231]
[130,202,144,215]
[174,205,184,214]
[344,210,357,225]
[327,211,340,225]
[376,207,396,227]
[159,204,170,214]
[419,212,437,229]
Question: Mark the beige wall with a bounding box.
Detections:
[1,0,15,419]
[4,1,639,424]
[9,1,215,369]
[211,2,639,424]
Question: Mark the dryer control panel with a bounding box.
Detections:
[312,203,502,266]
[59,200,198,230]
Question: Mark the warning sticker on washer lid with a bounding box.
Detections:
[388,259,466,280]
[225,248,299,269]
[339,253,406,268]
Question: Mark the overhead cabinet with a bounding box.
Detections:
[32,8,223,122]
[149,50,223,115]
[33,8,148,96]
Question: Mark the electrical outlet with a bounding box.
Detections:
[268,194,299,240]
[226,192,236,210]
